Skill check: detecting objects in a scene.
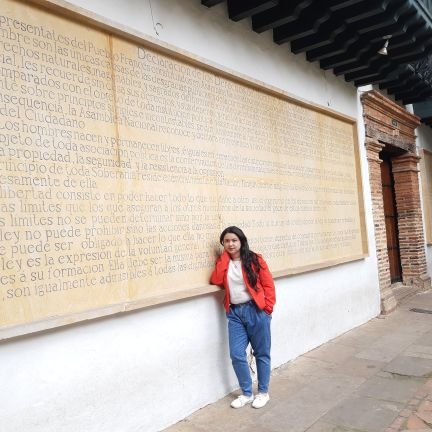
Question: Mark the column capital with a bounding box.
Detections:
[365,139,384,163]
[365,139,384,152]
[392,153,420,173]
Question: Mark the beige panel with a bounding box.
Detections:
[421,150,432,245]
[0,0,367,336]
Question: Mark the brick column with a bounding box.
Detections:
[365,139,397,314]
[392,154,431,290]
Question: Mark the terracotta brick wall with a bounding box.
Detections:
[365,139,397,313]
[393,155,429,284]
[362,91,430,313]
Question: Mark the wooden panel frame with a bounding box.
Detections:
[0,0,368,340]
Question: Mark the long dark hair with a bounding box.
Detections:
[220,226,261,289]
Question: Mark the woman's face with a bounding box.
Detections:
[222,233,241,259]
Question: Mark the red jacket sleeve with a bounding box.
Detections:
[258,255,276,314]
[210,250,230,287]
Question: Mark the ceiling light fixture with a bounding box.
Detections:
[378,35,392,56]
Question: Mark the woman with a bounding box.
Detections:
[210,226,276,409]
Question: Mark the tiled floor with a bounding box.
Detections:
[165,291,432,432]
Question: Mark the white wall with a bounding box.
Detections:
[417,124,432,275]
[0,1,381,431]
[418,126,432,152]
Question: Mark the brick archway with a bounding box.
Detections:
[362,91,430,314]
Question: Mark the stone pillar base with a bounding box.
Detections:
[403,275,431,292]
[381,287,398,314]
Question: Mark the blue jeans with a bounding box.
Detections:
[227,300,272,396]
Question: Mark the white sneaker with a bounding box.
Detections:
[252,393,270,409]
[230,394,254,409]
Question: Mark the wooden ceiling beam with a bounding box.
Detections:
[201,0,225,7]
[228,0,278,22]
[251,0,313,33]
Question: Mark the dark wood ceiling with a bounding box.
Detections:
[202,0,432,120]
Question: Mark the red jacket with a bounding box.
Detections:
[210,250,276,314]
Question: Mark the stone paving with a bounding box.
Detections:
[164,291,432,432]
